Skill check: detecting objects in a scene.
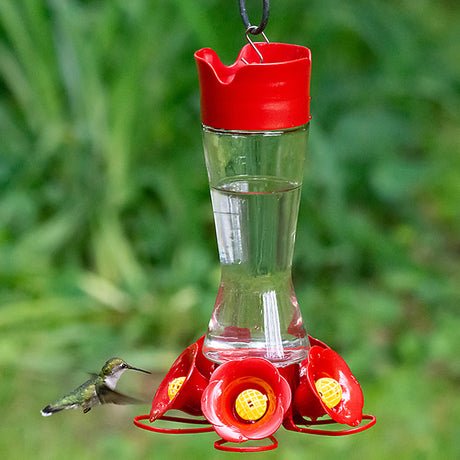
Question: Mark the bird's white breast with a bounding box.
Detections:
[104,369,126,390]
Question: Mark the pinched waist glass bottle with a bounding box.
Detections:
[195,42,312,366]
[203,124,309,365]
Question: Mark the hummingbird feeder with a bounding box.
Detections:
[134,1,376,451]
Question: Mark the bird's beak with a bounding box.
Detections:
[128,365,151,374]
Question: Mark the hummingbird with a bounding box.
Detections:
[41,357,150,416]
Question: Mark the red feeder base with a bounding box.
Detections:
[134,335,376,451]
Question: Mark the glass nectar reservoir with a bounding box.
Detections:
[195,42,312,366]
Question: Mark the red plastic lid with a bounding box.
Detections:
[195,43,311,131]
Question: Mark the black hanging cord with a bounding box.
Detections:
[239,0,270,35]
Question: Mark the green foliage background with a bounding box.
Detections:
[0,0,459,458]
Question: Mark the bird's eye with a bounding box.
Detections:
[121,363,127,368]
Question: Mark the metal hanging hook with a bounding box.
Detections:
[239,0,270,35]
[241,26,270,64]
[239,1,270,64]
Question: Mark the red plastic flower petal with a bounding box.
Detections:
[201,358,291,443]
[306,346,363,426]
[149,336,214,421]
[293,345,364,426]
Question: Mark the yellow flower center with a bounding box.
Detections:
[315,377,342,409]
[168,376,186,400]
[235,389,268,421]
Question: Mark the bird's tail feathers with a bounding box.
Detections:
[41,403,78,416]
[41,405,63,416]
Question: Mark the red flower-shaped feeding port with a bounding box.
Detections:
[133,335,216,435]
[148,335,214,422]
[286,344,376,435]
[201,358,291,443]
[306,346,363,426]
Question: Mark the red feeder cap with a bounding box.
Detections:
[194,43,312,131]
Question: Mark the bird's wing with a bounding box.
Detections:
[96,383,142,405]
